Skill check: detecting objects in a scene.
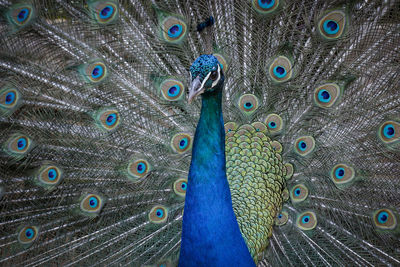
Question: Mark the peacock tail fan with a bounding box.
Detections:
[0,0,399,266]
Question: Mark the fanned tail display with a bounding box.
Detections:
[0,0,399,266]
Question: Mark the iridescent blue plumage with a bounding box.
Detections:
[179,55,254,266]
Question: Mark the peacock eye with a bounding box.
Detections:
[210,71,218,80]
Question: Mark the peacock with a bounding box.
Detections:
[0,0,399,266]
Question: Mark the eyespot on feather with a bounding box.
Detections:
[294,136,315,156]
[297,211,317,230]
[275,211,288,226]
[149,205,168,224]
[173,178,187,197]
[80,61,107,83]
[378,120,400,144]
[18,226,39,245]
[265,114,283,134]
[373,209,397,230]
[269,56,292,83]
[224,122,238,135]
[0,87,21,112]
[160,79,184,101]
[161,16,187,44]
[314,83,340,108]
[36,164,63,188]
[318,10,347,40]
[90,1,119,24]
[5,134,33,156]
[330,163,355,188]
[290,184,309,203]
[251,122,267,133]
[7,4,35,28]
[271,140,282,153]
[80,193,104,215]
[126,159,151,182]
[213,54,228,72]
[171,133,192,153]
[94,108,120,131]
[238,94,259,115]
[252,0,280,14]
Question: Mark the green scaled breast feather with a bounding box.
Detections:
[224,121,292,261]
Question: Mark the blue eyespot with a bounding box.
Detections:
[278,214,282,219]
[258,0,275,8]
[100,5,113,19]
[318,90,331,103]
[335,168,345,179]
[91,65,103,79]
[17,8,29,22]
[323,20,339,35]
[378,211,388,224]
[383,124,395,138]
[172,133,192,153]
[89,197,98,208]
[273,66,286,78]
[167,85,180,97]
[80,194,103,214]
[48,168,57,181]
[167,24,183,38]
[179,138,188,149]
[5,92,16,105]
[17,138,27,150]
[268,121,277,129]
[137,162,146,174]
[25,228,34,239]
[244,102,253,109]
[239,94,258,114]
[97,109,119,130]
[302,215,310,224]
[298,141,307,151]
[156,209,164,218]
[106,113,117,126]
[181,182,187,190]
[294,188,301,196]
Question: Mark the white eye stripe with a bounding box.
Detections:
[198,64,221,90]
[211,64,221,88]
[200,71,212,90]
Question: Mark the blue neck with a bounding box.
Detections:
[179,89,255,266]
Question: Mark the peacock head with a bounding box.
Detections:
[188,54,224,103]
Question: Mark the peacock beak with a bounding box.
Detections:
[188,76,205,104]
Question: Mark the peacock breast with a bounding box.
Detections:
[224,121,290,262]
